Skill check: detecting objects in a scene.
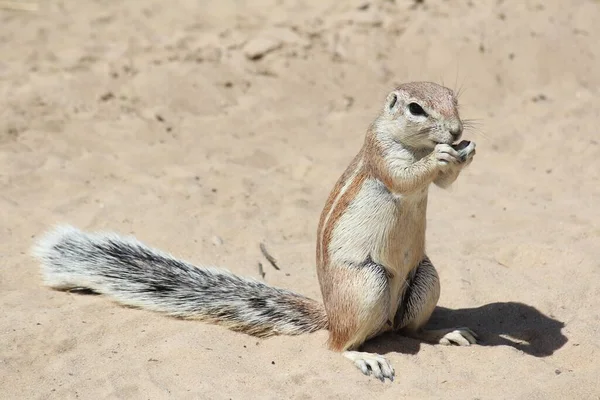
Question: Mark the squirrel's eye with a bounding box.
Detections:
[408,103,427,117]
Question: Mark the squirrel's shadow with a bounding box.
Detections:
[365,302,567,357]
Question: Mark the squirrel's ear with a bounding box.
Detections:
[386,92,399,112]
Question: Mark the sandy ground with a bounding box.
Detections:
[1,0,599,398]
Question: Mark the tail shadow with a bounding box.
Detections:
[366,302,567,357]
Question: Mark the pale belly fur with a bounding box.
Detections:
[328,178,428,325]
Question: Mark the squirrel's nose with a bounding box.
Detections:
[450,128,462,138]
[449,122,463,139]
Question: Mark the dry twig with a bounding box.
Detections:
[259,242,280,270]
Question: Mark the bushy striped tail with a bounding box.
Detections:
[33,225,328,337]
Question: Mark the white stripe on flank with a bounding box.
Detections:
[318,157,364,264]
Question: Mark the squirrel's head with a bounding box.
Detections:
[375,82,462,149]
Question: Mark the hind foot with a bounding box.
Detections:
[343,351,395,382]
[408,327,478,346]
[438,328,478,346]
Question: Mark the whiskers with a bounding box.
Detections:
[462,118,489,141]
[416,126,433,137]
[398,127,433,147]
[450,80,489,142]
[455,83,467,101]
[394,127,432,141]
[400,122,488,146]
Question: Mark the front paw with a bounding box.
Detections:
[452,140,476,166]
[433,143,461,168]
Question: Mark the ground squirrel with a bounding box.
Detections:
[33,81,477,382]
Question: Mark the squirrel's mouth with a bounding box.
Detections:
[432,139,456,146]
